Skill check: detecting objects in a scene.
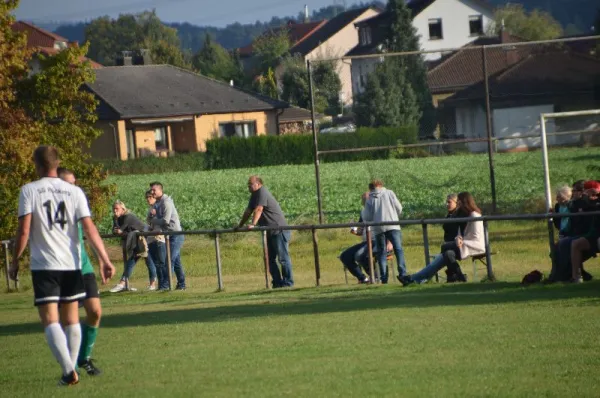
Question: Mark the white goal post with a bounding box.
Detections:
[539,109,600,215]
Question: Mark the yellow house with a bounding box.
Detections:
[86,65,295,160]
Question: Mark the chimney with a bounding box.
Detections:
[133,49,153,65]
[116,50,133,66]
[304,5,309,22]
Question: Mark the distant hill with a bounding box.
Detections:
[487,0,598,34]
[50,0,598,54]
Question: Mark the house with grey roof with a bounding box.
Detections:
[85,64,311,160]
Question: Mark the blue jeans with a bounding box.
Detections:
[411,242,461,283]
[169,235,186,288]
[340,243,369,281]
[149,240,167,289]
[120,253,156,283]
[375,229,406,283]
[267,230,293,287]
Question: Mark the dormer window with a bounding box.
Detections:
[428,19,443,40]
[360,27,372,45]
[469,15,483,36]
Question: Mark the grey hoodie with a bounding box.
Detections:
[361,187,403,234]
[150,194,182,232]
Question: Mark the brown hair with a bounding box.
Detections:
[33,146,60,171]
[57,167,73,179]
[371,179,383,188]
[458,192,481,214]
[249,175,263,185]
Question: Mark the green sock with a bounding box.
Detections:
[77,323,98,365]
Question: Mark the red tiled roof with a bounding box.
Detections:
[11,20,103,68]
[427,34,526,94]
[37,47,104,69]
[446,50,600,102]
[239,20,327,57]
[11,20,68,48]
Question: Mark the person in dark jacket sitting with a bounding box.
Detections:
[569,181,600,282]
[109,200,157,292]
[441,193,468,282]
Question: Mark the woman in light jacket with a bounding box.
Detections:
[401,192,485,285]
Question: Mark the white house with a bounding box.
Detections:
[346,0,494,98]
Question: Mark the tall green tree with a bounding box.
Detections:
[85,10,189,68]
[252,28,290,72]
[252,67,279,99]
[489,4,563,40]
[354,60,419,128]
[0,1,114,239]
[280,55,342,116]
[355,0,431,130]
[192,34,243,83]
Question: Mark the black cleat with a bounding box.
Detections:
[79,359,102,376]
[57,370,79,386]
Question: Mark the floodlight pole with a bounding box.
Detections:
[482,46,498,213]
[307,60,324,224]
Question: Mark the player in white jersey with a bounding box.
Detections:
[9,146,115,387]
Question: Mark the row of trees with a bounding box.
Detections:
[0,0,113,240]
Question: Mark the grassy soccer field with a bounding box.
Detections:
[1,281,600,397]
[104,147,600,231]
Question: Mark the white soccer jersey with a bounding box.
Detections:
[18,177,91,271]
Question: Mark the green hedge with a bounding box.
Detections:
[96,152,206,175]
[204,126,417,169]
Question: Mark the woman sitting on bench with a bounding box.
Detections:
[400,192,484,285]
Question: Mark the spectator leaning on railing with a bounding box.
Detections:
[236,175,294,288]
[149,182,186,290]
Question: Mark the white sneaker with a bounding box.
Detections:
[147,284,157,291]
[109,284,126,293]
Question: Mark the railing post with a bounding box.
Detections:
[261,230,270,289]
[165,235,173,291]
[483,220,495,282]
[4,242,10,292]
[121,240,129,290]
[366,226,375,284]
[312,228,321,287]
[214,232,224,292]
[422,223,435,281]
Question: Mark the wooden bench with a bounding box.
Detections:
[471,251,498,281]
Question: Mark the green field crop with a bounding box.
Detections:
[103,147,599,231]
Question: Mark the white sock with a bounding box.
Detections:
[44,323,74,375]
[64,324,82,368]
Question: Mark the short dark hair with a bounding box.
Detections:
[33,146,60,171]
[150,182,163,189]
[145,189,153,198]
[57,167,74,179]
[572,180,586,191]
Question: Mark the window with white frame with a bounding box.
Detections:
[154,127,167,149]
[428,18,443,40]
[469,15,483,36]
[219,121,257,138]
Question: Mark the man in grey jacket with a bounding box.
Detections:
[150,182,186,290]
[361,179,407,284]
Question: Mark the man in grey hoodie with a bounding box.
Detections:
[150,182,186,290]
[361,179,407,283]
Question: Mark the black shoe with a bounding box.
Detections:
[397,275,414,286]
[582,270,593,282]
[79,359,102,376]
[175,285,186,290]
[58,371,79,386]
[358,277,370,284]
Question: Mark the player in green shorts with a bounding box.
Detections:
[59,168,108,376]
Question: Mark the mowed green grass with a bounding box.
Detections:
[2,222,600,397]
[104,147,600,231]
[1,282,599,397]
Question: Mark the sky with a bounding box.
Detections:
[14,0,341,27]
